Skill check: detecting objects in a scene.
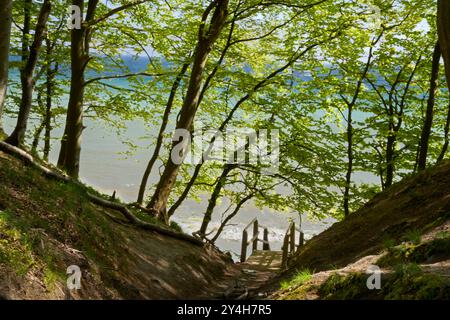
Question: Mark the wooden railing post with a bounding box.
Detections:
[252,220,259,253]
[263,228,270,250]
[290,223,295,253]
[299,231,304,247]
[241,229,248,262]
[281,234,289,269]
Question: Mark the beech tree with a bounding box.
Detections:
[0,0,13,135]
[5,0,51,146]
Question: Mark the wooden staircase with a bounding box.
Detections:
[240,218,305,270]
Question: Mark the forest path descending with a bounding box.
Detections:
[215,250,283,299]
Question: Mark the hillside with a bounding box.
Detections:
[0,150,237,299]
[2,143,450,300]
[269,161,450,299]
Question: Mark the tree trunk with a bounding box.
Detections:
[198,164,236,237]
[385,116,396,188]
[343,105,353,218]
[437,101,450,163]
[58,0,99,177]
[57,126,68,166]
[147,0,229,222]
[341,35,379,217]
[438,0,450,91]
[60,26,85,177]
[31,118,45,153]
[31,91,45,153]
[5,0,51,147]
[44,38,56,162]
[0,0,13,134]
[210,194,253,243]
[418,42,441,171]
[137,62,189,205]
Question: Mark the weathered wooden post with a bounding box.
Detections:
[281,234,289,269]
[263,228,270,250]
[290,223,295,253]
[252,219,259,253]
[241,229,248,262]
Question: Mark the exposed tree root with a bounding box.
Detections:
[0,141,203,246]
[87,193,203,245]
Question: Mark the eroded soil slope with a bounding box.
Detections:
[0,151,236,299]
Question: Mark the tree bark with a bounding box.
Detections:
[198,164,236,237]
[438,0,450,91]
[5,0,51,147]
[31,92,45,153]
[385,131,395,188]
[0,0,13,134]
[147,0,229,223]
[342,33,381,217]
[58,0,99,177]
[343,105,353,218]
[137,62,189,205]
[44,38,57,162]
[418,42,441,171]
[437,101,450,163]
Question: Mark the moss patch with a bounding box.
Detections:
[378,236,450,267]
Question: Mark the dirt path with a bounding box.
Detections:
[211,250,283,300]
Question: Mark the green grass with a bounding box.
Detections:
[280,269,313,290]
[382,237,397,250]
[404,229,422,245]
[0,210,35,275]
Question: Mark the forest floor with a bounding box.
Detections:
[267,161,450,299]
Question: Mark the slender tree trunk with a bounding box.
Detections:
[31,90,46,153]
[137,62,189,205]
[57,126,68,166]
[210,194,253,243]
[341,34,380,218]
[198,164,236,236]
[5,0,51,147]
[0,0,13,134]
[58,0,99,177]
[418,42,441,171]
[43,38,56,162]
[385,120,396,188]
[437,101,450,163]
[31,117,45,153]
[438,0,450,91]
[147,0,229,222]
[343,105,353,218]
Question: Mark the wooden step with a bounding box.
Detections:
[242,250,283,272]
